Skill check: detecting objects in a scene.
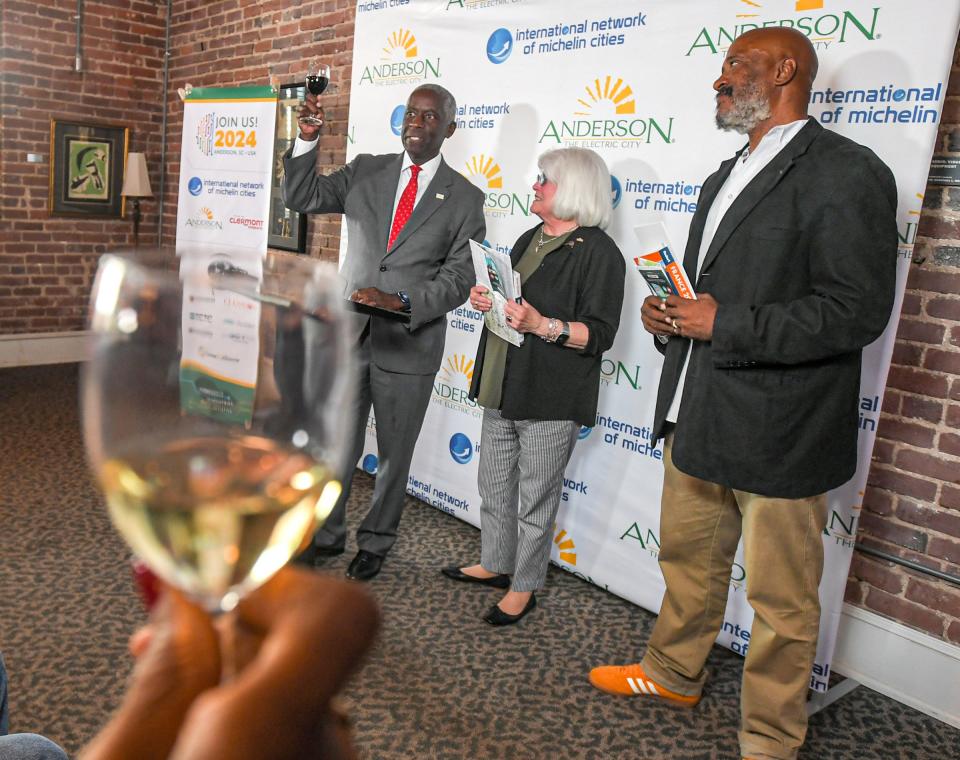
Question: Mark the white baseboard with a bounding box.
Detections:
[833,603,960,729]
[0,331,91,367]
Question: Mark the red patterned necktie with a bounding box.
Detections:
[387,164,422,250]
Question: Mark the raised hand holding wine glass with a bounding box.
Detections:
[298,60,330,137]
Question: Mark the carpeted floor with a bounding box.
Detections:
[1,363,958,759]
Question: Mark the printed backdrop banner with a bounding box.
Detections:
[345,0,960,689]
[176,86,278,425]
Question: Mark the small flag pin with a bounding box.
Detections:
[435,193,445,200]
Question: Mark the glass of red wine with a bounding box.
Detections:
[300,63,330,127]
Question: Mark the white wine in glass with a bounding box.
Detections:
[83,250,353,612]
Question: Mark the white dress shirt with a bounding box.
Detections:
[292,136,442,232]
[666,118,809,424]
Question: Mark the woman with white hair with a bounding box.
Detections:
[441,147,625,625]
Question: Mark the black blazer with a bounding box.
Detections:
[655,119,898,498]
[469,225,626,427]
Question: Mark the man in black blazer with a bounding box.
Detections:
[589,28,897,760]
[283,85,485,581]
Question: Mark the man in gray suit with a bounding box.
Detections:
[283,84,485,580]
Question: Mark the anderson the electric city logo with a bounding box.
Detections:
[184,206,221,230]
[553,527,577,566]
[359,28,441,86]
[463,154,533,218]
[687,0,882,55]
[432,353,481,418]
[539,76,675,149]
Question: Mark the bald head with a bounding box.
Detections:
[733,27,818,93]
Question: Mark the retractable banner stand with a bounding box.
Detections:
[175,86,278,425]
[346,0,960,689]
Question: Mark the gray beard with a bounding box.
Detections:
[715,81,772,134]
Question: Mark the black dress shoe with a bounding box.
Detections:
[346,550,383,581]
[482,593,537,626]
[292,544,344,567]
[441,565,511,589]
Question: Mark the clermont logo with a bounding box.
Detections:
[390,104,405,136]
[381,28,418,60]
[574,76,635,116]
[553,527,577,565]
[486,28,513,64]
[449,433,473,464]
[539,76,675,147]
[464,154,503,189]
[439,353,475,383]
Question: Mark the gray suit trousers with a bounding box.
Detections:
[313,331,434,556]
[478,408,580,592]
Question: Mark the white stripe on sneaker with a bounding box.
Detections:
[636,679,650,695]
[626,677,641,694]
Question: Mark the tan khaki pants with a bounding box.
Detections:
[641,435,828,760]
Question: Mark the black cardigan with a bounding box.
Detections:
[468,224,626,427]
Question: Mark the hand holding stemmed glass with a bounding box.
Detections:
[82,250,354,616]
[298,60,330,137]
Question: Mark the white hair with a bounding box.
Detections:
[537,148,613,229]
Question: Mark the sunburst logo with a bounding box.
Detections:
[439,353,474,384]
[381,28,418,61]
[553,527,577,565]
[574,76,635,117]
[464,154,503,189]
[737,0,825,15]
[200,207,213,220]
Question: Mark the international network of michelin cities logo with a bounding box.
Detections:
[362,454,379,474]
[449,433,473,464]
[539,76,674,146]
[486,28,513,64]
[687,0,881,56]
[390,104,405,135]
[360,28,441,85]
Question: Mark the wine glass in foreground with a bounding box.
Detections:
[82,250,354,613]
[300,62,330,127]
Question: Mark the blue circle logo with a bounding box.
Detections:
[362,454,379,474]
[188,177,203,196]
[578,426,592,440]
[486,28,513,64]
[389,104,405,136]
[449,433,473,464]
[610,176,622,209]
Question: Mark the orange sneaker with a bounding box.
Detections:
[588,663,701,708]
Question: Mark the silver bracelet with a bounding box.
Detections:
[540,318,560,342]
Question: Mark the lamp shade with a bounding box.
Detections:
[121,152,153,197]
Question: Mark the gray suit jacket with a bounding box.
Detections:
[283,149,485,375]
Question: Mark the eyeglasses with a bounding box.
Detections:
[535,172,550,185]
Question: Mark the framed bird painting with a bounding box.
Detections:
[49,120,129,217]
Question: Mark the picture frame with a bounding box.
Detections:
[268,83,309,253]
[49,119,129,217]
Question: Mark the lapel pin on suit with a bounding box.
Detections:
[435,193,445,200]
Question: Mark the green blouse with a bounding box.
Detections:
[475,226,575,410]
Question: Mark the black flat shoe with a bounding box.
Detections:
[346,550,383,581]
[441,565,511,589]
[482,593,537,626]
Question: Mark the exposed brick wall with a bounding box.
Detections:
[161,0,357,260]
[0,0,167,333]
[2,1,960,645]
[847,44,960,644]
